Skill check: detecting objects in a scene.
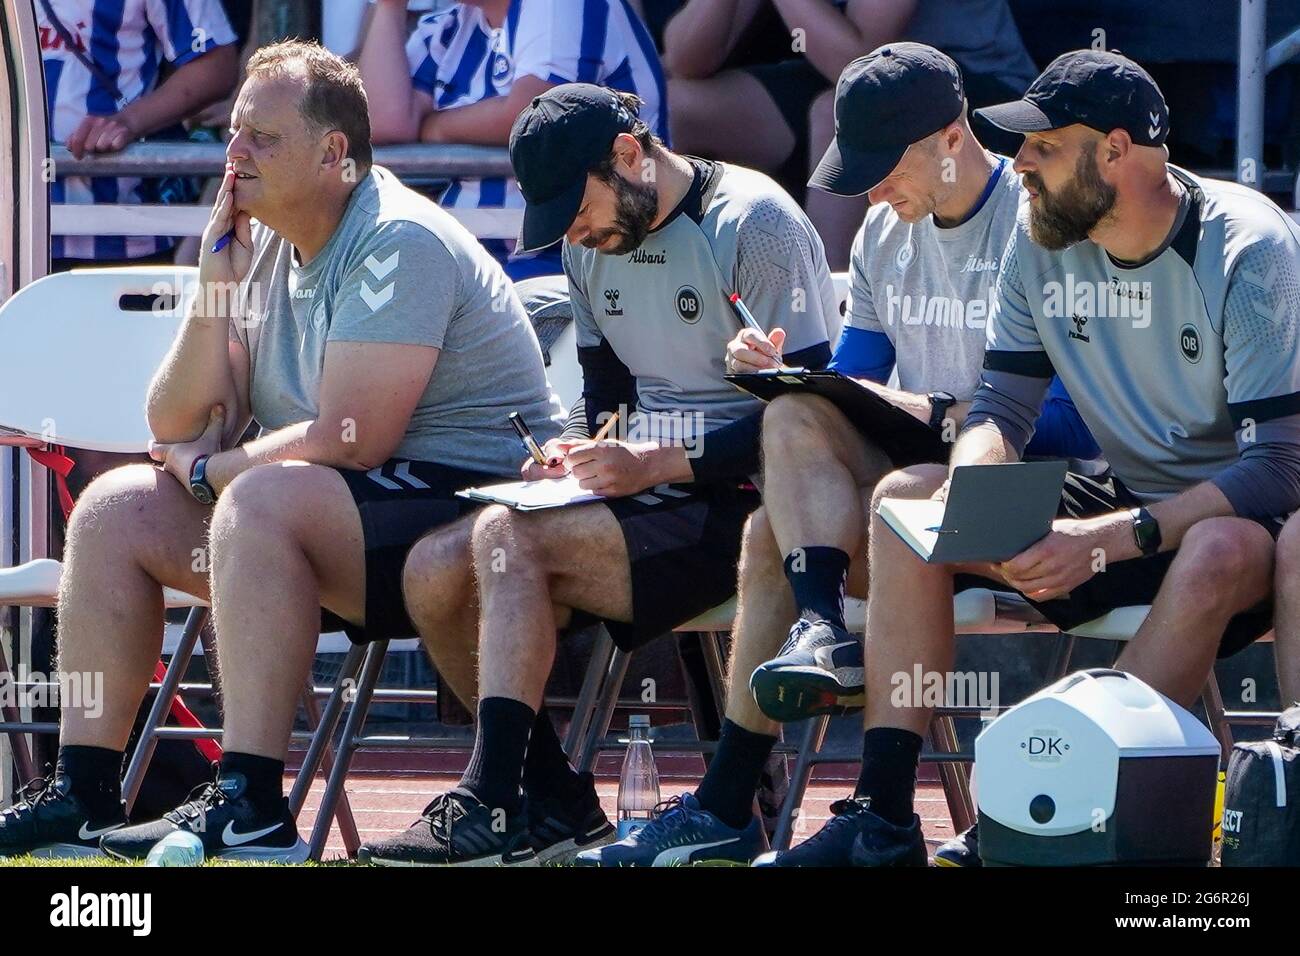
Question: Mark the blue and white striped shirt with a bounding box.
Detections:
[406,0,668,258]
[40,0,236,260]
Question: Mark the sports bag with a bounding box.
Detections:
[1220,703,1300,865]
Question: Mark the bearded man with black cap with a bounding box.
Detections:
[371,83,840,867]
[756,49,1300,868]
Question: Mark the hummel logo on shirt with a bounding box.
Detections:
[604,289,624,316]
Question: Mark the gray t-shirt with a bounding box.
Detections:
[843,156,1022,398]
[235,166,564,476]
[562,160,840,445]
[971,165,1300,506]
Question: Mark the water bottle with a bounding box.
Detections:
[617,714,660,839]
[145,830,205,867]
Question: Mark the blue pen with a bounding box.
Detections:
[211,230,234,254]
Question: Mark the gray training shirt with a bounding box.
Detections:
[843,155,1022,398]
[563,159,840,446]
[235,166,564,476]
[969,165,1300,517]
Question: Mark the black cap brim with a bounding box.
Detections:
[808,136,908,197]
[973,99,1054,134]
[517,175,588,253]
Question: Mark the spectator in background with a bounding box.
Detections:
[39,0,239,270]
[664,0,1036,268]
[357,0,668,281]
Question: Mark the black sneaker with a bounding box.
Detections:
[526,772,615,865]
[0,774,125,860]
[933,824,980,867]
[99,772,308,862]
[749,619,864,722]
[357,787,535,867]
[751,797,925,867]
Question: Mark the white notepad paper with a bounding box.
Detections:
[455,474,603,511]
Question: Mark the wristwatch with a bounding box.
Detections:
[1129,507,1162,558]
[189,454,217,505]
[928,391,957,431]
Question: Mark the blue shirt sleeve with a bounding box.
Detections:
[828,326,895,383]
[1024,377,1101,460]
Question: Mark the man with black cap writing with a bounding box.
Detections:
[577,42,1096,867]
[757,49,1300,867]
[369,83,839,866]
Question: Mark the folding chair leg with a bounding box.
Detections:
[928,713,975,834]
[576,640,631,775]
[288,643,364,816]
[198,617,222,708]
[308,640,386,861]
[1201,669,1235,758]
[291,645,365,856]
[772,715,829,851]
[0,633,38,784]
[564,628,616,760]
[121,606,208,814]
[699,632,728,727]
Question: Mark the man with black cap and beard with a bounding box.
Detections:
[368,84,840,866]
[755,49,1300,867]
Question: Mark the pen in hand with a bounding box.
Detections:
[509,412,548,466]
[728,293,792,372]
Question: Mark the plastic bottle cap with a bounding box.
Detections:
[629,714,650,729]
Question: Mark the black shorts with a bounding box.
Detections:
[968,471,1282,659]
[320,459,501,644]
[570,481,762,651]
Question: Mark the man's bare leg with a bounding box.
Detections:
[1115,517,1274,707]
[1274,513,1300,705]
[437,501,630,820]
[211,462,367,761]
[760,392,893,555]
[40,464,214,827]
[404,514,585,804]
[402,516,481,710]
[57,466,214,751]
[749,393,894,716]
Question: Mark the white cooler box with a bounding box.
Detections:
[975,668,1220,866]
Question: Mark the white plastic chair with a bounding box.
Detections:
[0,268,361,848]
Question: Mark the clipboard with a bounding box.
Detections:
[455,474,603,512]
[876,461,1068,563]
[725,368,950,466]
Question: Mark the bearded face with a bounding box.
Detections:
[1022,143,1117,250]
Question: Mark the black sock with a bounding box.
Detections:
[854,727,923,826]
[460,696,534,814]
[522,706,582,800]
[694,719,777,830]
[783,546,850,630]
[55,745,123,821]
[219,751,286,818]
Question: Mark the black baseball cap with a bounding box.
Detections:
[975,50,1169,146]
[509,83,640,252]
[809,43,966,197]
